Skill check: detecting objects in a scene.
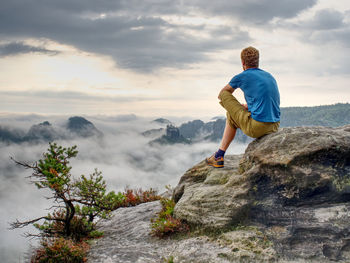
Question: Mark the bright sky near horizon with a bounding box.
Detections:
[0,0,349,118]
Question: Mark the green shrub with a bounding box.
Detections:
[151,198,189,238]
[88,230,104,239]
[31,237,89,263]
[164,255,175,263]
[33,210,95,242]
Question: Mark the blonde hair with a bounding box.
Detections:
[241,46,259,68]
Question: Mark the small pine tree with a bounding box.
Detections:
[10,142,120,240]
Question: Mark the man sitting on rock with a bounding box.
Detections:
[206,46,280,168]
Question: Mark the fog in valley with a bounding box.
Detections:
[0,114,247,262]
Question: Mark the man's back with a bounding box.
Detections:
[206,46,281,168]
[229,68,280,123]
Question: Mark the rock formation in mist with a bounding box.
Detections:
[147,119,251,145]
[178,119,205,139]
[0,126,25,143]
[141,128,165,139]
[145,103,350,145]
[152,118,172,125]
[176,118,250,143]
[23,121,59,142]
[150,124,190,145]
[0,116,103,144]
[89,124,350,262]
[67,116,103,138]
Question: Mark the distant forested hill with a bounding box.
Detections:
[280,103,350,127]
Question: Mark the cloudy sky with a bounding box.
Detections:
[0,0,349,117]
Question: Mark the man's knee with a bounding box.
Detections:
[219,91,240,107]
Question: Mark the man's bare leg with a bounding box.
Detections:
[206,118,236,168]
[219,118,237,151]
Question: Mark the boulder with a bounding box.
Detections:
[173,125,350,261]
[173,154,250,228]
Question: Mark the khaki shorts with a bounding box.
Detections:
[219,90,279,138]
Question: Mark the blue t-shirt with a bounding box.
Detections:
[228,68,280,123]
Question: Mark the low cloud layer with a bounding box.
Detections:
[0,113,246,262]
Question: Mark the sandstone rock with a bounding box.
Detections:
[173,125,350,262]
[173,155,251,228]
[88,201,238,263]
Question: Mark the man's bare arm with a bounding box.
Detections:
[218,85,248,110]
[218,84,235,99]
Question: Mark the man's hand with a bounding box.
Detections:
[218,84,235,99]
[242,103,248,110]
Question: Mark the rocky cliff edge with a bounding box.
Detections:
[173,125,350,262]
[89,125,350,262]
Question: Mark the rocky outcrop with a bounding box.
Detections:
[173,154,249,228]
[67,116,103,138]
[24,121,59,142]
[173,125,350,262]
[150,125,190,145]
[88,201,237,263]
[88,125,350,262]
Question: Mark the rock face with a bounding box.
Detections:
[173,125,350,262]
[173,154,249,228]
[88,201,236,263]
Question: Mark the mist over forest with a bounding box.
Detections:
[0,113,246,262]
